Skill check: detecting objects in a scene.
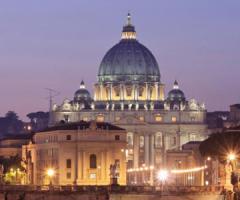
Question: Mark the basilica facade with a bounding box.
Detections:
[50,14,207,170]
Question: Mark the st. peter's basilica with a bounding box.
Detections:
[49,14,207,170]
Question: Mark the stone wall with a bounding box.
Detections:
[0,186,225,200]
[0,192,224,200]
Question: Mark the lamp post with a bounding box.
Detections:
[46,168,55,186]
[96,166,101,186]
[227,153,238,191]
[157,170,168,192]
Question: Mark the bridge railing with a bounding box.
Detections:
[0,185,224,194]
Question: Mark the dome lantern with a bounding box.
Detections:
[121,13,136,40]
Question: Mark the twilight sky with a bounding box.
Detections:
[0,1,240,120]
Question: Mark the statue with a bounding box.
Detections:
[144,103,148,110]
[150,102,154,110]
[164,102,170,110]
[91,102,95,110]
[121,102,124,111]
[79,103,85,110]
[128,103,132,110]
[109,160,120,185]
[106,103,110,110]
[135,103,139,110]
[74,103,79,111]
[111,103,115,111]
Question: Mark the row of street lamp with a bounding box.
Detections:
[43,152,237,186]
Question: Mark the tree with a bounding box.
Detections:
[5,111,18,121]
[26,111,49,131]
[0,111,23,136]
[199,128,240,162]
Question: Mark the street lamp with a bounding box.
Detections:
[46,168,55,186]
[157,170,168,191]
[157,170,168,182]
[227,153,236,162]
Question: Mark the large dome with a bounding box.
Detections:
[98,14,160,83]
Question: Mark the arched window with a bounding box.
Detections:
[90,154,97,169]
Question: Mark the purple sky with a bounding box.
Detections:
[0,1,240,120]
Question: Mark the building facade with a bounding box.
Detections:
[50,14,207,171]
[22,121,127,185]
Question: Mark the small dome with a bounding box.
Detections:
[74,81,92,102]
[167,80,186,102]
[98,13,160,83]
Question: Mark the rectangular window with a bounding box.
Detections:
[66,159,72,168]
[115,135,120,141]
[139,136,144,148]
[96,115,104,122]
[66,135,71,140]
[171,116,177,122]
[155,115,162,122]
[66,172,71,179]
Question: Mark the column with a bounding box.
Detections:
[74,144,78,184]
[155,83,159,100]
[101,151,104,181]
[133,84,136,101]
[133,134,139,169]
[162,134,166,168]
[123,85,126,100]
[145,83,148,100]
[100,84,103,100]
[82,152,86,180]
[120,84,123,101]
[149,134,155,167]
[144,135,150,166]
[110,84,113,101]
[136,85,139,101]
[79,151,83,180]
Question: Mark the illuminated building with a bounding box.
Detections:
[50,14,207,172]
[22,121,127,185]
[0,134,32,158]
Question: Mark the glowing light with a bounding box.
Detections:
[46,168,55,177]
[157,170,168,182]
[150,166,154,170]
[227,153,236,161]
[205,180,209,186]
[207,157,211,161]
[171,166,207,174]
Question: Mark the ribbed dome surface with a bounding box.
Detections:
[98,40,160,83]
[74,81,92,102]
[74,89,91,101]
[167,89,185,102]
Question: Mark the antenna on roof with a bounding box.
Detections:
[45,88,60,111]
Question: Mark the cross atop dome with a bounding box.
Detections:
[121,13,136,40]
[127,12,131,25]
